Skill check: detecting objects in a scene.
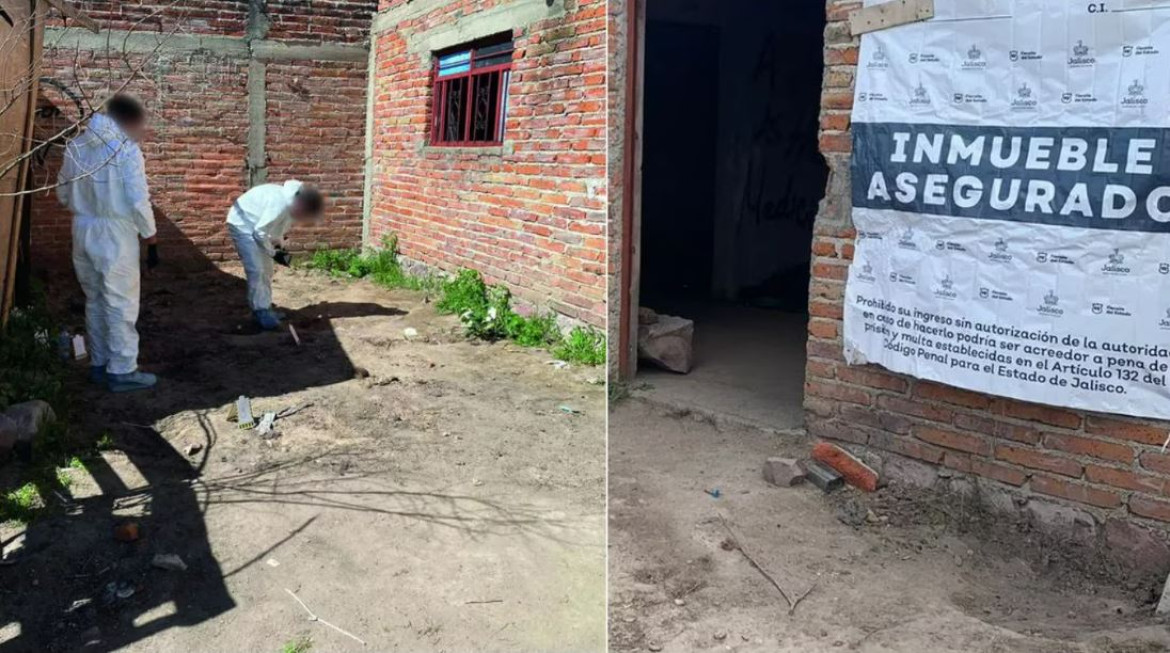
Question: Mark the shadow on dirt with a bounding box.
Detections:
[0,213,540,653]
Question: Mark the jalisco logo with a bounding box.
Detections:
[898,227,918,249]
[1011,81,1038,111]
[1039,290,1065,316]
[855,261,877,283]
[910,81,931,106]
[1122,79,1149,108]
[868,43,890,69]
[962,44,987,69]
[1160,308,1170,330]
[1102,248,1131,274]
[1069,39,1095,67]
[1160,262,1170,275]
[933,274,958,299]
[989,238,1013,262]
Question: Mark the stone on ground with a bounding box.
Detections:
[1,400,57,460]
[763,457,805,487]
[637,312,694,374]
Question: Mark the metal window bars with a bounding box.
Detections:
[430,40,514,146]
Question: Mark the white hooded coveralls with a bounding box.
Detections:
[226,180,302,311]
[58,113,156,376]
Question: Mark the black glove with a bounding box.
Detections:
[147,244,160,270]
[273,249,292,267]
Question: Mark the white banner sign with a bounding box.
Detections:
[844,0,1170,419]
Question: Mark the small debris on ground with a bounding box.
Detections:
[152,553,188,572]
[403,327,419,339]
[113,522,140,542]
[802,459,844,493]
[257,412,277,437]
[236,396,256,430]
[276,403,313,419]
[101,581,135,605]
[763,457,805,487]
[811,442,879,492]
[559,405,582,415]
[837,498,869,528]
[704,488,722,499]
[184,443,203,456]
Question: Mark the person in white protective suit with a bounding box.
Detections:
[226,181,324,329]
[57,95,159,393]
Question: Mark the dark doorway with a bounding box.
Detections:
[636,0,828,429]
[640,21,720,305]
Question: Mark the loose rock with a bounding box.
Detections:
[637,313,694,374]
[152,553,188,572]
[763,457,805,487]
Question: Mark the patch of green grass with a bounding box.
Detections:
[0,295,69,413]
[305,237,607,365]
[280,635,313,653]
[55,468,73,489]
[96,432,115,451]
[0,483,42,524]
[0,290,92,525]
[553,326,606,366]
[303,236,439,293]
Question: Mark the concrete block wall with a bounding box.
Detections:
[808,0,1170,556]
[28,0,375,272]
[367,0,607,326]
[606,0,628,374]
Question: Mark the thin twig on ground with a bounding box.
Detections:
[285,587,367,646]
[718,514,816,615]
[464,599,504,605]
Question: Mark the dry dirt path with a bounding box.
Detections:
[610,399,1170,653]
[2,266,606,653]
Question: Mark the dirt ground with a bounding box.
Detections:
[0,264,606,653]
[609,399,1170,653]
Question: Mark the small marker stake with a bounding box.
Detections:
[289,324,301,346]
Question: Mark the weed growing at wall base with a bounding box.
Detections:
[0,293,89,525]
[304,236,437,292]
[304,240,606,365]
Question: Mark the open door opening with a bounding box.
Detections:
[635,0,828,429]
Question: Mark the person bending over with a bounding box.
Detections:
[226,181,324,329]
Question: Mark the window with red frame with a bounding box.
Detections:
[430,35,514,146]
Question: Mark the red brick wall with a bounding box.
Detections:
[266,60,369,250]
[368,0,607,326]
[52,1,248,35]
[266,0,375,43]
[808,0,1170,536]
[29,1,374,274]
